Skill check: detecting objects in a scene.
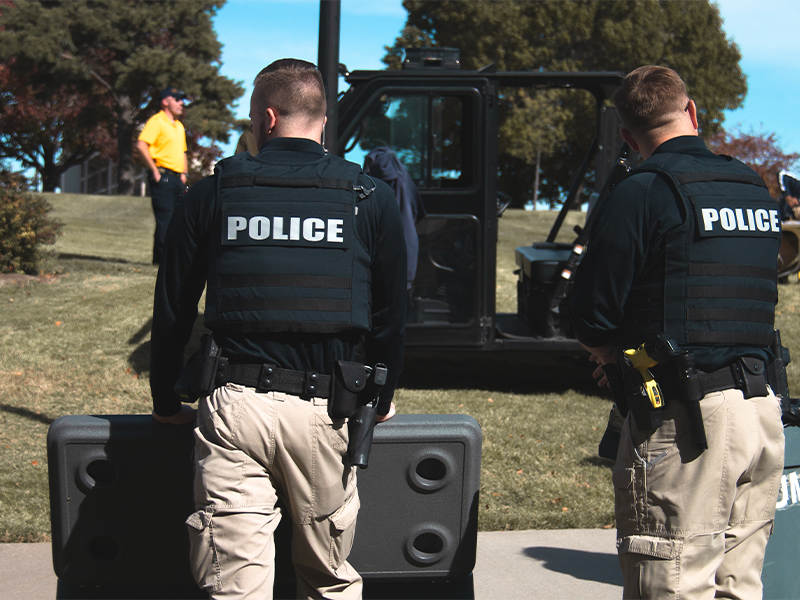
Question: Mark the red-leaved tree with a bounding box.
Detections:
[0,60,117,191]
[705,128,800,198]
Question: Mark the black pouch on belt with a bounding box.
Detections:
[736,357,769,399]
[329,360,368,419]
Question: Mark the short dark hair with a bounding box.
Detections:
[613,65,688,134]
[252,59,326,125]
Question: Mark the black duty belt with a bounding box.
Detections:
[658,357,768,400]
[223,363,331,399]
[157,167,182,176]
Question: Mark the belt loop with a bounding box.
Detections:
[257,363,275,393]
[303,370,319,397]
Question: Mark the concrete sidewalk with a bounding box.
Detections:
[0,529,622,600]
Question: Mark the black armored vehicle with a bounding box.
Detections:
[332,48,626,356]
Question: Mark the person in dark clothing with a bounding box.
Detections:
[571,65,784,599]
[149,59,406,599]
[363,146,425,290]
[779,169,800,220]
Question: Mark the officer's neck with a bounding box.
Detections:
[267,120,324,145]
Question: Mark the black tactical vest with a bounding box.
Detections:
[621,152,780,350]
[204,153,372,335]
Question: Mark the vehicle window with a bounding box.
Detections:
[344,94,471,189]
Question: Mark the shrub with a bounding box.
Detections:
[0,184,62,274]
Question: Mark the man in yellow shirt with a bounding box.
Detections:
[136,87,189,264]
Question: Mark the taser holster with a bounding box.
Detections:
[619,348,664,432]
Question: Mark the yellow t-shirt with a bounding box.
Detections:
[138,111,187,173]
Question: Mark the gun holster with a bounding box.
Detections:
[174,334,228,402]
[347,363,387,469]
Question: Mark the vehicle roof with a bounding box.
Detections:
[344,68,625,101]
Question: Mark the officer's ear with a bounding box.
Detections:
[265,107,279,136]
[620,128,640,153]
[686,99,699,131]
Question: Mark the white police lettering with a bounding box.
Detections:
[304,218,324,242]
[228,216,247,240]
[249,216,270,240]
[755,209,770,231]
[327,219,344,243]
[776,470,800,510]
[227,215,345,243]
[700,208,780,233]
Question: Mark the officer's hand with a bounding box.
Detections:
[375,402,395,423]
[152,404,197,425]
[180,173,187,186]
[592,363,610,388]
[151,169,162,183]
[588,350,616,388]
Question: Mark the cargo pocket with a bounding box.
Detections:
[617,535,682,598]
[186,509,222,593]
[329,491,361,569]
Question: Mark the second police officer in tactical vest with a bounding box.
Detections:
[571,66,785,599]
[149,59,407,599]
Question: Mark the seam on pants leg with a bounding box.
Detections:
[716,400,731,529]
[308,398,317,527]
[186,508,223,593]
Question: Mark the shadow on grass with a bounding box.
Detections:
[0,403,56,425]
[523,545,622,587]
[583,455,615,469]
[128,317,153,345]
[129,340,152,375]
[128,315,209,375]
[399,351,608,397]
[57,252,153,267]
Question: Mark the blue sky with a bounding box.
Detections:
[213,0,800,163]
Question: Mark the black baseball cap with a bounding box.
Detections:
[160,87,187,101]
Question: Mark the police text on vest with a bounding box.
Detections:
[700,208,780,233]
[227,216,345,243]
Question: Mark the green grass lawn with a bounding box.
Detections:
[2,195,799,542]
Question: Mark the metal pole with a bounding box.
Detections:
[318,0,340,155]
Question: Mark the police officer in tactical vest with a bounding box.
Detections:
[149,59,407,599]
[571,66,784,598]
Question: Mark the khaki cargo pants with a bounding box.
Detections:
[186,383,363,599]
[614,387,785,599]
